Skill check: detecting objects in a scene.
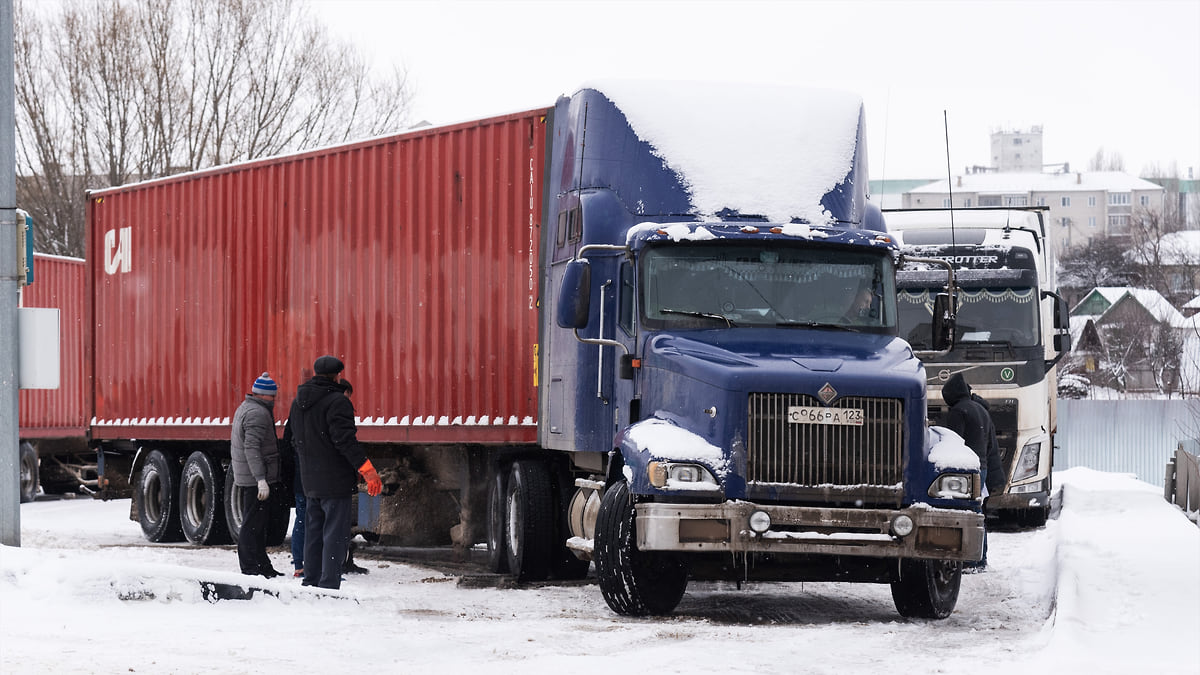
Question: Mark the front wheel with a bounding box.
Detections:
[136,449,184,542]
[594,480,688,616]
[19,442,38,503]
[890,558,962,619]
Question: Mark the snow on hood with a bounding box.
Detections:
[625,417,729,478]
[586,79,863,225]
[928,425,980,471]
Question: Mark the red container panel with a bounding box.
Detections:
[87,110,550,444]
[18,254,87,437]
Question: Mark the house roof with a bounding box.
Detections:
[907,171,1164,195]
[1076,286,1198,330]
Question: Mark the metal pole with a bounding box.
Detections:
[0,0,20,547]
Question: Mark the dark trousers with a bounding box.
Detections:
[304,495,352,589]
[238,488,275,575]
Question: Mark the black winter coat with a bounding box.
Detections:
[287,376,367,498]
[941,373,1005,495]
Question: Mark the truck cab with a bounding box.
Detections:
[890,207,1071,526]
[543,84,983,617]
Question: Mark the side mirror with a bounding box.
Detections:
[1043,290,1070,330]
[931,292,955,351]
[1054,332,1072,353]
[556,260,592,329]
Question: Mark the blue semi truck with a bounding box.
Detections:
[539,82,982,618]
[87,80,983,620]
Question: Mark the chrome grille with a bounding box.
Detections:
[747,393,904,486]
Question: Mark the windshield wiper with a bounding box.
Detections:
[776,320,861,332]
[660,308,735,327]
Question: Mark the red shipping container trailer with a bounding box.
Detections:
[18,254,89,501]
[88,110,546,445]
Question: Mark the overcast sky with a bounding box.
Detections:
[308,0,1200,181]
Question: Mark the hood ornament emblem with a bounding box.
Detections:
[818,382,838,405]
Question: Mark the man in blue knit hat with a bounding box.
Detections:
[231,371,283,578]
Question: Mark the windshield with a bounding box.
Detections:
[640,243,897,331]
[898,287,1040,348]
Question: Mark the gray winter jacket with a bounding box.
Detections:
[231,395,280,487]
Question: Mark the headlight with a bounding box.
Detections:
[748,510,772,533]
[928,473,979,500]
[1012,440,1042,482]
[891,514,915,537]
[647,461,718,488]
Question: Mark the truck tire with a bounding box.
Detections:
[19,442,38,503]
[504,459,554,582]
[594,480,688,616]
[486,468,510,573]
[223,464,247,542]
[890,558,962,619]
[223,464,290,545]
[136,449,184,542]
[179,452,231,545]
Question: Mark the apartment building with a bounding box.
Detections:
[901,170,1165,253]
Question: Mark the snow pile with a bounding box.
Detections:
[1,468,1197,674]
[591,80,862,225]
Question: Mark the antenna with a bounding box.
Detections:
[943,110,956,249]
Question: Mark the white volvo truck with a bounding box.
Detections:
[890,207,1070,526]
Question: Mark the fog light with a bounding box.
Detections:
[748,510,771,533]
[891,514,915,537]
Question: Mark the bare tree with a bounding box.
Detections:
[1088,147,1126,172]
[14,0,414,257]
[1057,236,1143,308]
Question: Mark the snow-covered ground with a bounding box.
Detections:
[2,468,1197,674]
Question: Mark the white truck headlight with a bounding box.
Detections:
[928,473,978,500]
[647,461,718,488]
[1012,440,1042,482]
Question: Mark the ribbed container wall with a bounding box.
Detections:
[18,255,87,437]
[87,110,549,444]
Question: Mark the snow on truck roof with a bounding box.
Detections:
[586,80,864,226]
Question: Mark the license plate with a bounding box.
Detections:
[786,406,864,426]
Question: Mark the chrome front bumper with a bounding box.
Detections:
[636,501,984,561]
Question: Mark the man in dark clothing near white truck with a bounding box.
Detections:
[941,372,1005,569]
[231,372,284,578]
[288,355,383,589]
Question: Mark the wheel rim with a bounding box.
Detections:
[183,472,206,530]
[20,456,35,493]
[144,470,163,523]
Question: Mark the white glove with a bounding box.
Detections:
[257,479,270,501]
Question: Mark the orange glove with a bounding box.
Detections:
[359,459,383,497]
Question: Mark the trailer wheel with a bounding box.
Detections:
[19,442,39,503]
[890,558,962,619]
[179,452,231,545]
[223,464,248,542]
[486,468,510,573]
[594,480,688,616]
[504,460,554,582]
[136,450,184,543]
